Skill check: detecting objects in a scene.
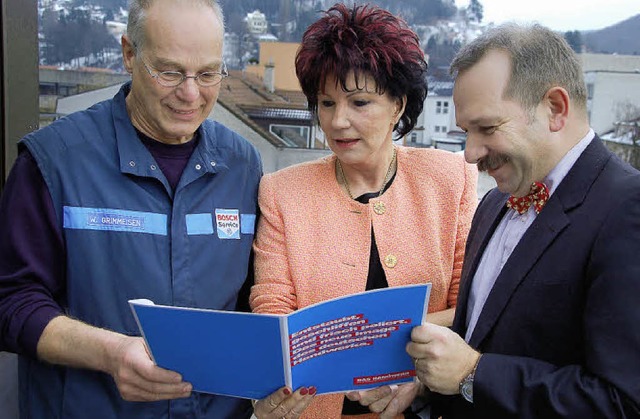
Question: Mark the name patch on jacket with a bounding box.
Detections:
[215,208,240,239]
[63,206,168,235]
[185,211,256,237]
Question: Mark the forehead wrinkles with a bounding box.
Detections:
[143,2,223,55]
[150,54,223,69]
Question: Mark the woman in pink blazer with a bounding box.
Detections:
[250,4,477,419]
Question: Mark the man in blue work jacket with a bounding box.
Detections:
[0,0,261,417]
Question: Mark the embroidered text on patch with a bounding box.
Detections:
[88,213,145,229]
[215,209,240,239]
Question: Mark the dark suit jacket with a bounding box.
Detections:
[438,137,640,418]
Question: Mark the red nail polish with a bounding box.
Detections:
[309,386,317,395]
[283,388,291,395]
[300,387,309,396]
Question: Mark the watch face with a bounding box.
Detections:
[461,377,473,403]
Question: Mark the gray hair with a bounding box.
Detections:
[450,23,587,114]
[127,0,225,53]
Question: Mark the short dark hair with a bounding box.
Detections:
[295,3,428,138]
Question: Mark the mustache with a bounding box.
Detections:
[477,153,510,172]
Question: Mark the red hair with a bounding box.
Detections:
[295,3,428,137]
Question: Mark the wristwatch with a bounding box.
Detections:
[459,354,481,403]
[459,370,474,403]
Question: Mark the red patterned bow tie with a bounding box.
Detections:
[506,181,550,215]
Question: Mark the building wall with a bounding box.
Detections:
[412,94,457,148]
[244,42,301,91]
[579,53,640,72]
[413,107,430,147]
[579,53,640,135]
[39,67,130,93]
[425,95,455,140]
[586,71,640,134]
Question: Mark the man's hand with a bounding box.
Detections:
[346,382,422,418]
[406,323,480,395]
[253,386,316,419]
[37,316,192,402]
[107,335,192,401]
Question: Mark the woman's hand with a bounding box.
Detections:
[253,386,316,419]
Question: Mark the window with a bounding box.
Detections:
[411,132,417,143]
[436,101,449,114]
[434,125,449,133]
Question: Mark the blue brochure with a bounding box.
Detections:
[129,283,431,399]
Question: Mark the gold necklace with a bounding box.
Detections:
[337,147,397,200]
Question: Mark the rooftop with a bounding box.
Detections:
[216,70,311,148]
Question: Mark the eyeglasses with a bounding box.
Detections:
[140,58,228,87]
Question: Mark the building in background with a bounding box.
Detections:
[38,65,130,127]
[223,32,242,69]
[580,53,640,135]
[409,76,465,152]
[244,41,300,91]
[245,9,268,35]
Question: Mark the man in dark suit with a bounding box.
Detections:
[406,24,640,418]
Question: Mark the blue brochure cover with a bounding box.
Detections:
[129,283,431,399]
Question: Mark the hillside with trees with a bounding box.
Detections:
[584,14,640,55]
[40,5,120,67]
[39,0,638,72]
[218,0,459,42]
[41,0,468,68]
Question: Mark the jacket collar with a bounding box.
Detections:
[111,82,228,191]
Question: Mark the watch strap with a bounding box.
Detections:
[459,353,482,403]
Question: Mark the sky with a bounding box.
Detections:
[455,0,640,32]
